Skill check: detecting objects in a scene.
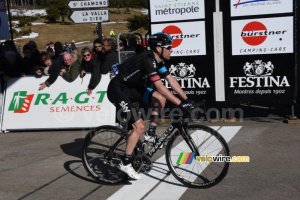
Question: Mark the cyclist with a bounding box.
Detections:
[107,32,193,179]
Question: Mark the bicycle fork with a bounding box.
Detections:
[179,125,200,157]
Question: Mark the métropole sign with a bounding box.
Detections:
[149,0,205,22]
[0,0,9,39]
[69,9,109,23]
[68,0,108,9]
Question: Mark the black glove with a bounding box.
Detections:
[179,98,195,113]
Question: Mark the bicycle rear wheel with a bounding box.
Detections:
[82,126,128,184]
[166,125,230,188]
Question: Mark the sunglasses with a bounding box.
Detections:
[161,45,172,50]
[83,54,91,57]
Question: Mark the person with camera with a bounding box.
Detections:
[106,32,194,179]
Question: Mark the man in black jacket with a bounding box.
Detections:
[102,38,119,74]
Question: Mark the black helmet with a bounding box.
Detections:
[148,32,173,50]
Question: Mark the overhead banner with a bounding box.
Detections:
[0,0,9,39]
[151,21,207,56]
[1,75,116,131]
[149,0,205,22]
[230,0,293,17]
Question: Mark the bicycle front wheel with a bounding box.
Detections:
[166,125,230,188]
[82,126,128,184]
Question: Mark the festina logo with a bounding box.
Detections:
[230,60,290,88]
[163,62,210,89]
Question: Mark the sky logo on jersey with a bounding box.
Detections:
[234,0,279,9]
[8,91,34,113]
[176,152,195,164]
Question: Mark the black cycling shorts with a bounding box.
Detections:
[107,80,154,125]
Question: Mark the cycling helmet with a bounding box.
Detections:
[148,32,173,50]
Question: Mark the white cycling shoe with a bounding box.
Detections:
[119,163,141,180]
[144,132,163,149]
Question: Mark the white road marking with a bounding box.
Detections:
[107,126,241,200]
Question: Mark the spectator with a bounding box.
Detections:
[63,42,69,53]
[39,42,64,90]
[46,46,55,57]
[59,53,81,82]
[110,29,115,37]
[36,51,53,76]
[102,38,119,74]
[80,48,101,96]
[119,40,125,51]
[70,42,78,61]
[92,38,105,63]
[3,40,22,61]
[17,45,21,54]
[28,40,40,57]
[22,44,39,75]
[0,51,23,82]
[126,36,143,54]
[47,42,55,52]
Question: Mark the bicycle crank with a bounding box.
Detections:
[132,154,153,173]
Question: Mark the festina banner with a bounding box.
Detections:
[149,0,205,22]
[1,75,115,131]
[221,0,297,102]
[164,57,214,99]
[0,0,9,39]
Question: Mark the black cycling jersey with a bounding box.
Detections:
[113,51,170,88]
[107,51,170,124]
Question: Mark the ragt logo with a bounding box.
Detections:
[241,21,287,46]
[8,91,34,113]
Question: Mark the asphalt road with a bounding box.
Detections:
[0,119,299,200]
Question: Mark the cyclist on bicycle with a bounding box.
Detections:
[107,32,193,179]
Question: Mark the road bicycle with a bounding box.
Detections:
[82,108,230,188]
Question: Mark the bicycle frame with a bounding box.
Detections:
[103,117,200,160]
[147,118,200,158]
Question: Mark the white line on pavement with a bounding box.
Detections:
[107,126,241,200]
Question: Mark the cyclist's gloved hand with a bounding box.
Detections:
[179,98,195,114]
